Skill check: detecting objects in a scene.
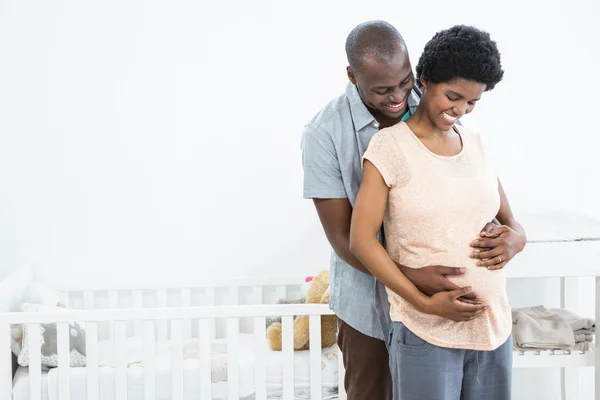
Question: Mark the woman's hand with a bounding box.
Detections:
[421,287,488,322]
[399,264,481,302]
[470,225,527,270]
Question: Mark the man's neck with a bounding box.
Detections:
[372,110,407,129]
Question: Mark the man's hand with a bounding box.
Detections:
[470,225,527,270]
[480,221,501,238]
[399,264,481,302]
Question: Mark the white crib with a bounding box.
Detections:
[1,212,599,399]
[1,278,344,400]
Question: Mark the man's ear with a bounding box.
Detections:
[346,66,357,85]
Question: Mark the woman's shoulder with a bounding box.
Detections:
[454,124,493,163]
[455,124,486,148]
[372,121,411,144]
[454,123,479,139]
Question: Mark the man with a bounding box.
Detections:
[301,21,490,399]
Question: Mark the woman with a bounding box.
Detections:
[349,25,526,400]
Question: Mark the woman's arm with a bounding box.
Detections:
[350,160,488,322]
[470,179,527,269]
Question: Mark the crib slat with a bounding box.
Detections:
[171,319,184,400]
[57,322,71,399]
[108,290,119,343]
[108,290,119,308]
[252,285,263,304]
[181,288,192,339]
[198,318,212,400]
[253,316,267,399]
[227,318,240,400]
[83,291,95,309]
[204,288,216,341]
[60,292,71,307]
[86,322,100,400]
[115,321,128,400]
[143,320,156,400]
[276,285,287,302]
[308,315,322,400]
[0,322,12,400]
[157,288,168,340]
[28,323,42,400]
[282,315,295,400]
[338,345,347,400]
[133,290,144,337]
[229,286,240,305]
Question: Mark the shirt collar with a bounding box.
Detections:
[346,82,376,131]
[346,81,422,131]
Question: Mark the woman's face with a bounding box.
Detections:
[421,77,486,130]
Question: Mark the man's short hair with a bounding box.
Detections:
[345,20,406,72]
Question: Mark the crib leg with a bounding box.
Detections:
[561,277,581,400]
[562,367,581,400]
[0,321,12,400]
[595,276,599,400]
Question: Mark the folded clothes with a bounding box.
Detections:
[511,306,595,353]
[548,308,595,332]
[574,333,594,343]
[512,306,574,351]
[573,341,592,352]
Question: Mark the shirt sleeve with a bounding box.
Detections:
[362,130,404,188]
[301,124,347,199]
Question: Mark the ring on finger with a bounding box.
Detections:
[497,255,502,263]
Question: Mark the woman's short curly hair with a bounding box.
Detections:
[416,25,504,91]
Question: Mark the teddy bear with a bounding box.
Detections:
[266,270,337,351]
[11,300,68,357]
[40,321,87,357]
[264,276,313,329]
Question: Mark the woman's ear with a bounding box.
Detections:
[419,75,429,89]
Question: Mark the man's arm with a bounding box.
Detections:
[313,198,371,275]
[302,125,369,272]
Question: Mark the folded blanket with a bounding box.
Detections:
[574,333,594,343]
[512,306,596,353]
[511,306,575,351]
[573,341,592,352]
[548,308,595,332]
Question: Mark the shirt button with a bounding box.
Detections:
[373,122,380,128]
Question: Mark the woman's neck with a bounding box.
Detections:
[405,106,451,139]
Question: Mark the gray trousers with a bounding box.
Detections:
[375,280,512,400]
[389,322,512,400]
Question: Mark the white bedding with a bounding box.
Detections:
[13,334,339,400]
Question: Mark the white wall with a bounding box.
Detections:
[1,0,599,398]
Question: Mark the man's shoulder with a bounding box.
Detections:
[305,90,352,136]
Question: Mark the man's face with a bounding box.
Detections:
[347,45,414,122]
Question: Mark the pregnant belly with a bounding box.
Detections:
[446,264,507,303]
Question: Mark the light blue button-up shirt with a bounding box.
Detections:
[301,82,421,339]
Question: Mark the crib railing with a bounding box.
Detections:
[51,277,302,308]
[52,279,304,342]
[0,303,341,400]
